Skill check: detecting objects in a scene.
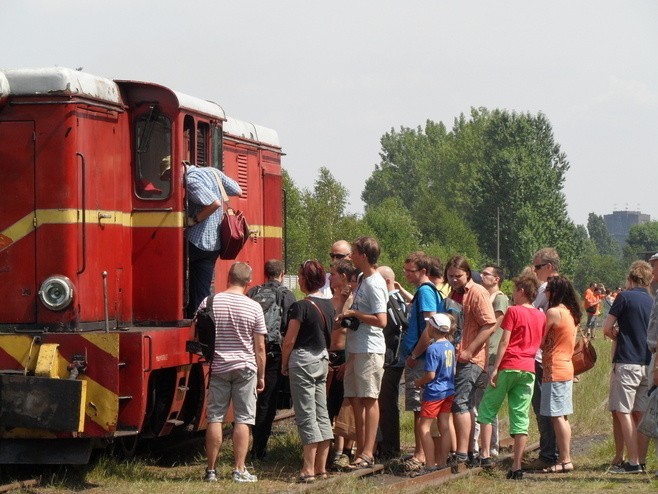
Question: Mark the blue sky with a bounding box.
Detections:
[3,1,657,226]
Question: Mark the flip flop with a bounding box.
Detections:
[542,462,574,473]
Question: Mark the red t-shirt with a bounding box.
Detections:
[498,305,546,373]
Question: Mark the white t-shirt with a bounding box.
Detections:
[345,272,388,354]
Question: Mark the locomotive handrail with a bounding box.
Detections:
[132,207,174,212]
[76,152,86,275]
[144,335,153,372]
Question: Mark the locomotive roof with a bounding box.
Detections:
[223,116,280,149]
[1,67,123,104]
[0,72,9,100]
[1,67,280,149]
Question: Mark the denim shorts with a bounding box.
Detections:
[540,380,573,417]
[451,362,482,414]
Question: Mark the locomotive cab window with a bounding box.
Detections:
[134,108,172,199]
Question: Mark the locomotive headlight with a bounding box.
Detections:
[39,275,74,311]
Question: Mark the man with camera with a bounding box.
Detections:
[337,236,388,469]
[400,252,445,470]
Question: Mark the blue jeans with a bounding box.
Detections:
[186,242,220,318]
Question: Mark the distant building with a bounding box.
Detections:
[604,210,651,245]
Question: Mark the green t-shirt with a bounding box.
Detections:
[487,292,510,365]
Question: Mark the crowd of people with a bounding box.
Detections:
[192,237,658,483]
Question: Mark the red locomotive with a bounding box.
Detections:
[0,67,284,463]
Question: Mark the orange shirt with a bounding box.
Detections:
[458,279,497,369]
[541,306,576,382]
[583,288,598,309]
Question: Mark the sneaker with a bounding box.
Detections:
[506,469,524,480]
[479,457,494,469]
[450,453,468,474]
[232,469,258,482]
[467,451,480,468]
[204,469,217,482]
[608,462,642,474]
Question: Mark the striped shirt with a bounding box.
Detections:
[186,166,241,252]
[199,292,267,374]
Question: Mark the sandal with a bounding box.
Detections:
[409,466,439,478]
[542,462,574,473]
[402,456,425,472]
[296,473,316,483]
[315,471,328,480]
[349,454,375,469]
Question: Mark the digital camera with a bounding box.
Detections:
[341,316,360,331]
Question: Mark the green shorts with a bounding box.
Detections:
[477,369,535,436]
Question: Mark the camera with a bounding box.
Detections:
[341,316,360,331]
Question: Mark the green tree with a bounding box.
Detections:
[363,197,420,269]
[572,239,626,293]
[587,213,620,257]
[624,221,658,260]
[362,121,449,211]
[466,110,576,276]
[282,170,310,272]
[301,167,366,264]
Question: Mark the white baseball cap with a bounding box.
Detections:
[428,313,452,332]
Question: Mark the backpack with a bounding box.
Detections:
[443,298,464,344]
[414,282,464,344]
[194,294,216,361]
[383,293,409,367]
[249,283,286,345]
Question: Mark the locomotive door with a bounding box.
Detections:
[0,121,37,323]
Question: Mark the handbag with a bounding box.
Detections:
[572,330,597,375]
[211,169,250,260]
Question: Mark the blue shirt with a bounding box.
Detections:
[401,283,444,361]
[609,287,653,365]
[423,339,456,402]
[186,166,241,251]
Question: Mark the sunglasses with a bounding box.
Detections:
[329,253,348,259]
[534,263,549,271]
[481,271,496,278]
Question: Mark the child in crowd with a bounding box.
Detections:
[412,313,456,475]
[477,274,545,480]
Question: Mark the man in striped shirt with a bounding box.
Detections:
[202,262,267,483]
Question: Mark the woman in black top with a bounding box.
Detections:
[282,260,335,482]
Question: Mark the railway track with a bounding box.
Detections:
[278,438,531,494]
[0,478,39,493]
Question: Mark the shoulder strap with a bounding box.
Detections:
[306,298,329,333]
[413,281,443,307]
[210,167,229,203]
